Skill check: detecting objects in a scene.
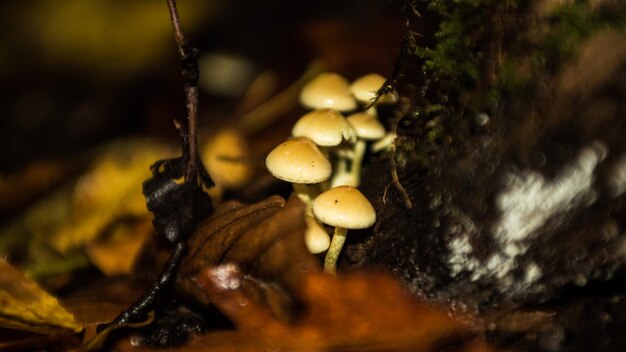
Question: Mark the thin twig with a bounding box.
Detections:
[166,0,185,54]
[166,0,200,180]
[365,24,418,110]
[388,96,413,209]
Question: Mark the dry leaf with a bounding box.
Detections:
[0,139,173,276]
[112,197,490,352]
[0,259,82,334]
[196,266,483,352]
[176,195,319,322]
[52,139,171,253]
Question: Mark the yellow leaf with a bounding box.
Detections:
[51,139,172,253]
[0,260,82,334]
[85,219,153,276]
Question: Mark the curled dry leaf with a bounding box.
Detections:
[176,195,319,323]
[196,265,485,352]
[0,259,82,334]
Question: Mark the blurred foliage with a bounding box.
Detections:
[0,0,218,76]
[85,219,153,276]
[416,0,626,109]
[0,139,173,277]
[0,259,82,334]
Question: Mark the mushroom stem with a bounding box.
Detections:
[324,227,347,274]
[349,140,367,186]
[331,139,366,188]
[305,215,331,254]
[293,183,318,215]
[330,156,348,187]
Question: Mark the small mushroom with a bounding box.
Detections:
[312,186,376,273]
[265,137,331,206]
[202,128,254,202]
[300,73,357,112]
[349,73,398,106]
[331,112,386,187]
[370,131,397,153]
[292,108,356,147]
[304,215,331,254]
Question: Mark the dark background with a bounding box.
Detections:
[0,0,412,169]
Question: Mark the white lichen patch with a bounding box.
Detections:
[494,141,607,243]
[448,233,479,276]
[607,153,626,198]
[524,262,543,284]
[447,142,607,293]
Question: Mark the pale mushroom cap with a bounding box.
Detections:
[304,216,331,254]
[292,108,357,146]
[300,73,357,112]
[312,186,376,229]
[350,73,399,104]
[202,128,254,189]
[266,137,331,184]
[346,112,387,140]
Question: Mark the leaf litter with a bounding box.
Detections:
[0,259,82,334]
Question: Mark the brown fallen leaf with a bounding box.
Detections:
[0,259,82,334]
[113,196,490,352]
[0,327,81,352]
[176,195,319,323]
[195,265,485,352]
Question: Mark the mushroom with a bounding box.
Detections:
[331,112,386,187]
[202,127,254,202]
[292,108,356,147]
[265,137,331,206]
[304,215,331,254]
[299,73,357,112]
[292,108,357,191]
[349,73,398,107]
[370,131,397,153]
[312,186,376,273]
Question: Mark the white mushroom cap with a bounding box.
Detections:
[266,137,331,184]
[292,108,357,146]
[346,112,387,141]
[202,128,254,190]
[312,186,376,229]
[300,73,357,112]
[349,73,398,105]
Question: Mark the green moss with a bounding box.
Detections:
[416,2,494,92]
[414,0,625,120]
[538,2,626,73]
[396,0,626,168]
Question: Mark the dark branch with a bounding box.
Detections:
[166,0,200,180]
[97,0,213,332]
[104,242,188,326]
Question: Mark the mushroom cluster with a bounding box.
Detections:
[265,71,395,273]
